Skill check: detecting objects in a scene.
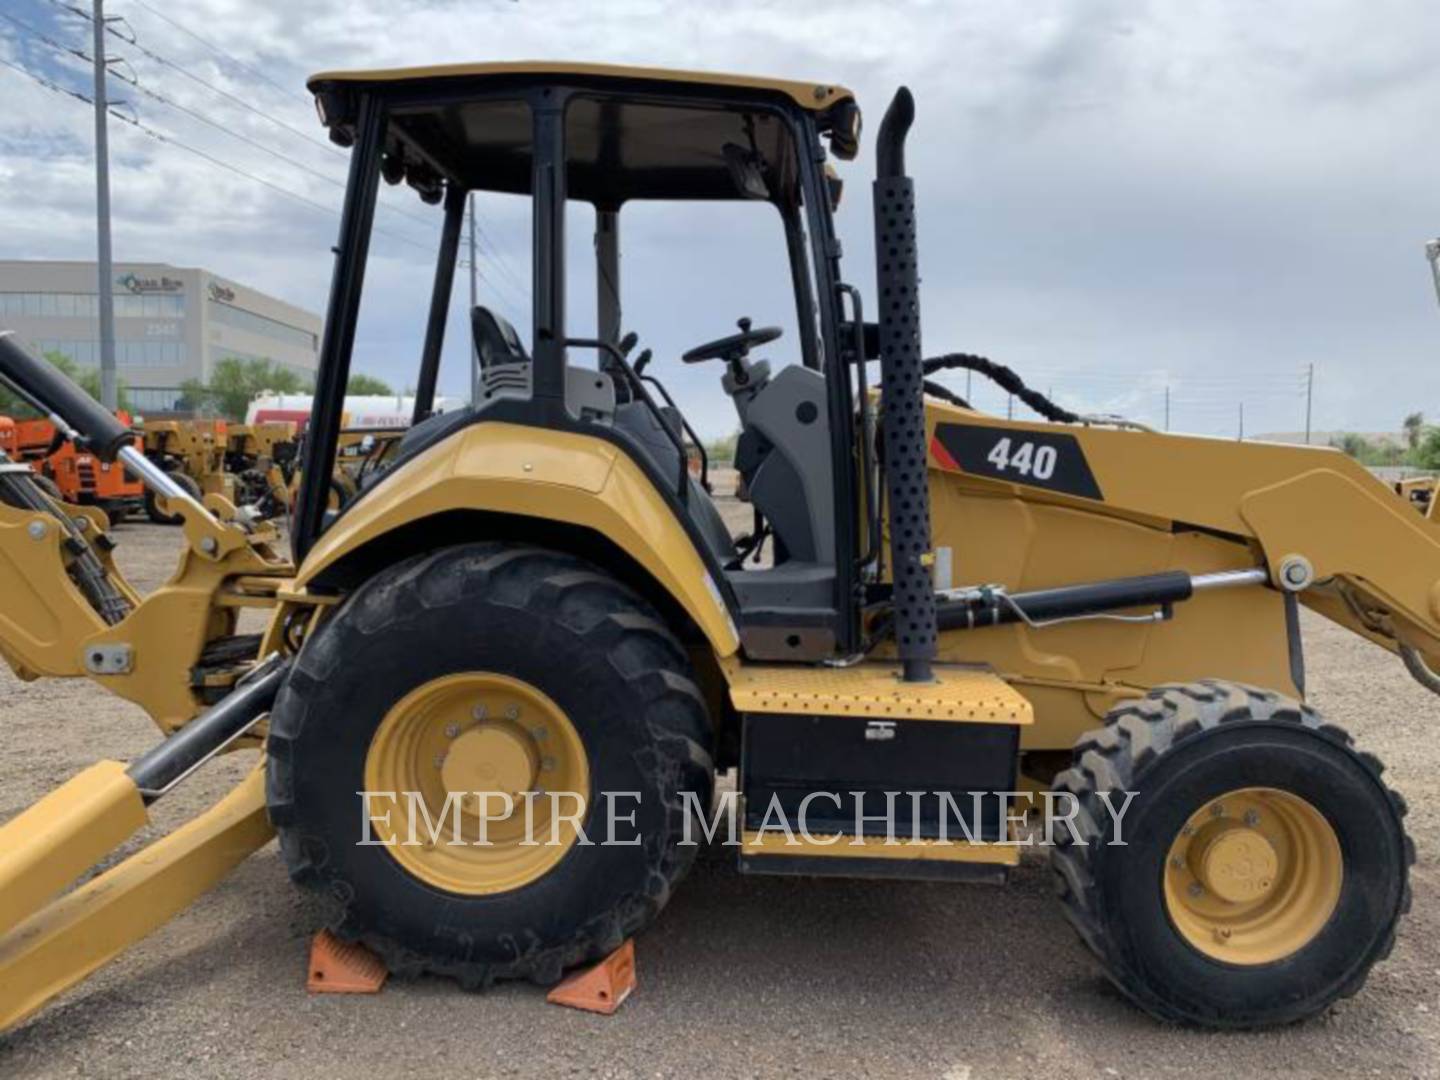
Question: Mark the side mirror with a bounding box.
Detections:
[825,165,844,212]
[722,143,770,200]
[826,100,862,161]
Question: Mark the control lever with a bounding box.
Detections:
[633,348,653,376]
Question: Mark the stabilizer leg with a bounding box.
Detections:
[0,760,148,940]
[0,766,272,1033]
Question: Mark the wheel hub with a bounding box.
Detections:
[363,672,589,895]
[1193,824,1279,903]
[1163,787,1342,965]
[440,724,536,813]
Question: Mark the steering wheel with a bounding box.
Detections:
[682,317,783,364]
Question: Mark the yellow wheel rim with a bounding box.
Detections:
[363,672,589,895]
[1163,787,1342,965]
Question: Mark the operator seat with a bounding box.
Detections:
[382,305,529,470]
[472,306,530,369]
[387,306,529,466]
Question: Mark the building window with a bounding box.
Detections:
[30,339,187,369]
[206,299,318,352]
[0,292,182,318]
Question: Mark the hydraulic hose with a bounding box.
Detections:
[1401,644,1440,697]
[0,451,131,625]
[922,352,1080,424]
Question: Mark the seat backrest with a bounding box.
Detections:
[471,306,529,370]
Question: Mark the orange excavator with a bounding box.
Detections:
[0,412,144,524]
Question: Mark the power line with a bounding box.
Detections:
[116,0,528,294]
[45,0,529,297]
[0,8,92,63]
[125,0,310,107]
[57,0,349,163]
[23,6,486,258]
[0,55,431,253]
[0,52,95,110]
[1,50,529,314]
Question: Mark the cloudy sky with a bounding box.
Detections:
[2,0,1438,439]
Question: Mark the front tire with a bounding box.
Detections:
[1051,680,1413,1027]
[266,542,714,987]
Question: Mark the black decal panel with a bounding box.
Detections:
[932,423,1103,501]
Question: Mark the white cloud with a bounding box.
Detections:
[2,0,1438,438]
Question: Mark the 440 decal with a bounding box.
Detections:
[930,423,1104,501]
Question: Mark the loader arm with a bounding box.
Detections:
[926,405,1440,671]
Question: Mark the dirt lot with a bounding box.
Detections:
[1,518,1438,1079]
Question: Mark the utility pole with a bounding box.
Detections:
[1164,385,1170,431]
[1304,362,1314,444]
[467,193,479,405]
[1007,393,1014,420]
[965,369,972,402]
[1238,402,1245,441]
[92,0,117,410]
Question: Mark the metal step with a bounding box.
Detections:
[726,661,1033,725]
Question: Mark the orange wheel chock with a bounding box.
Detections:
[545,939,636,1015]
[307,929,389,994]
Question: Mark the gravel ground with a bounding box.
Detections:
[1,516,1437,1080]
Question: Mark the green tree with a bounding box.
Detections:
[1330,432,1405,467]
[1403,411,1425,451]
[1415,428,1440,471]
[0,349,128,414]
[203,357,309,420]
[347,372,394,395]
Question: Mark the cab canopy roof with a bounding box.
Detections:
[307,61,859,204]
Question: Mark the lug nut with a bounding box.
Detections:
[444,723,460,738]
[505,704,520,720]
[1243,809,1261,827]
[1210,803,1225,818]
[1188,882,1204,898]
[472,704,488,720]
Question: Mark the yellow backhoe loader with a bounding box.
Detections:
[139,417,234,524]
[1,62,1437,1033]
[224,419,299,518]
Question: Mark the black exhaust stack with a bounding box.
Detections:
[873,88,937,682]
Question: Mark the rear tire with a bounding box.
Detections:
[1051,680,1413,1028]
[144,471,201,525]
[266,542,714,987]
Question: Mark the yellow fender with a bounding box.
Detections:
[294,422,741,656]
